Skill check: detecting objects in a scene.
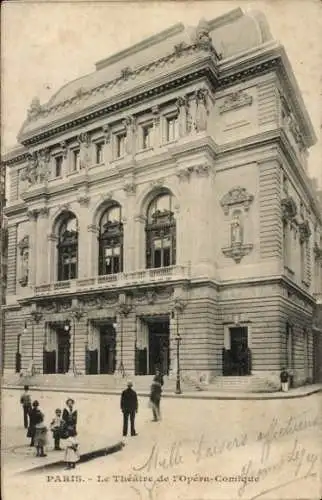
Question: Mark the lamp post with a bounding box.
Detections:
[117,303,132,377]
[172,299,186,395]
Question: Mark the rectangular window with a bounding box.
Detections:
[166,116,179,142]
[95,142,104,164]
[54,155,63,178]
[116,134,126,158]
[72,149,80,171]
[142,124,153,150]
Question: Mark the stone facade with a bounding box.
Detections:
[2,9,322,388]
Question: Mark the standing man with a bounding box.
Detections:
[150,376,162,422]
[280,367,290,392]
[20,385,32,429]
[120,381,138,437]
[155,368,164,388]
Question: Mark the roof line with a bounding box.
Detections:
[207,7,243,30]
[95,22,185,71]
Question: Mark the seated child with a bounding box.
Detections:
[64,428,80,470]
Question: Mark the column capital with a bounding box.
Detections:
[87,224,98,234]
[27,209,39,221]
[38,206,49,218]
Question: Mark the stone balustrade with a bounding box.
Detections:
[33,265,189,297]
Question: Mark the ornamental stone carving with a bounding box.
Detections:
[220,187,254,215]
[173,42,188,57]
[193,19,221,59]
[102,124,111,144]
[18,236,29,287]
[219,91,253,114]
[176,96,189,137]
[176,164,212,181]
[281,196,297,222]
[27,97,42,121]
[120,67,133,81]
[299,220,311,243]
[21,149,50,185]
[60,141,68,158]
[222,243,253,264]
[123,115,136,155]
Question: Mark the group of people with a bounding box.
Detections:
[20,386,80,469]
[120,369,164,437]
[20,369,165,467]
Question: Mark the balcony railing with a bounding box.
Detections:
[34,265,189,297]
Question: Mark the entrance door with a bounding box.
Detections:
[148,319,170,375]
[229,327,249,375]
[57,329,70,374]
[99,325,116,374]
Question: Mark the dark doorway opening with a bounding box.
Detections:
[57,328,70,374]
[99,324,116,374]
[148,317,170,375]
[223,326,251,376]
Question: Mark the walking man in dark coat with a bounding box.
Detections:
[150,376,162,422]
[120,381,138,437]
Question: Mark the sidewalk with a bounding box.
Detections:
[3,382,322,400]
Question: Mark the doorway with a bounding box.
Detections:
[223,326,250,376]
[99,324,116,374]
[57,328,70,374]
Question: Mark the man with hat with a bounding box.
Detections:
[120,381,138,437]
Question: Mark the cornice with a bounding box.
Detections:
[19,51,219,147]
[4,202,27,217]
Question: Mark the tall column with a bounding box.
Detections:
[77,199,91,278]
[47,233,58,283]
[123,181,137,272]
[134,215,146,270]
[87,224,99,277]
[36,207,49,285]
[102,124,112,165]
[152,105,161,149]
[188,165,214,277]
[176,96,188,138]
[27,209,38,287]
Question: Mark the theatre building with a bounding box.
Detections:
[2,8,322,390]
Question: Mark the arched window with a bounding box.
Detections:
[57,213,78,281]
[98,205,123,275]
[146,192,176,268]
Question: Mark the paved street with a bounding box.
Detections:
[2,388,321,500]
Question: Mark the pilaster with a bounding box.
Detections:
[27,209,38,286]
[35,207,49,284]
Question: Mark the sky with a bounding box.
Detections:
[1,0,321,186]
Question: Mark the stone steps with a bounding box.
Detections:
[2,373,279,393]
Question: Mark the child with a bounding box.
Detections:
[27,400,42,447]
[64,429,80,469]
[20,385,32,429]
[50,409,63,451]
[34,414,48,457]
[280,367,290,392]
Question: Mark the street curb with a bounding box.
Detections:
[3,384,322,400]
[18,441,125,475]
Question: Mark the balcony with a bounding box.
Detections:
[33,265,189,297]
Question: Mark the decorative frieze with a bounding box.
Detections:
[219,91,253,115]
[220,187,254,215]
